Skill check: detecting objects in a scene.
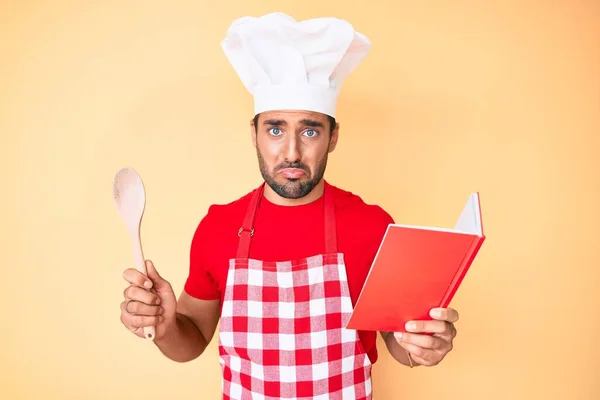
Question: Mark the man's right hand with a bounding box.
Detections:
[120,259,177,340]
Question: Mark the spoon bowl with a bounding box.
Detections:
[112,167,155,340]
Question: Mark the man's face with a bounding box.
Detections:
[251,110,339,199]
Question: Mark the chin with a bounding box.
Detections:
[269,177,315,199]
[281,176,305,183]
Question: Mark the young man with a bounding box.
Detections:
[120,12,459,399]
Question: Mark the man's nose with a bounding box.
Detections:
[283,134,301,162]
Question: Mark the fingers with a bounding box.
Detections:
[120,297,164,337]
[399,342,439,367]
[405,319,449,334]
[396,308,459,367]
[124,299,163,316]
[123,268,153,289]
[128,313,163,328]
[430,307,459,323]
[144,260,174,293]
[145,260,163,285]
[123,285,161,306]
[121,261,169,338]
[394,332,447,350]
[145,259,160,279]
[120,301,163,328]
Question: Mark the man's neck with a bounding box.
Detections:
[263,180,325,206]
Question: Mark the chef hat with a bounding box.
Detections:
[221,12,371,118]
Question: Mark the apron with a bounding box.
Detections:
[218,182,373,399]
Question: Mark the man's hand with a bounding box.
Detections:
[120,259,178,341]
[393,307,459,367]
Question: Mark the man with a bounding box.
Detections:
[120,12,459,399]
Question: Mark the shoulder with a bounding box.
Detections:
[328,182,395,227]
[191,186,258,241]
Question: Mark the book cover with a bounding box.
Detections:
[346,193,486,333]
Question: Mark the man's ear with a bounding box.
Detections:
[328,122,340,153]
[250,118,257,149]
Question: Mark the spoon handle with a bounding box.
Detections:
[132,230,156,341]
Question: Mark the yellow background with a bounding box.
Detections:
[2,1,598,399]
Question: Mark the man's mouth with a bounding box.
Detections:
[279,168,306,179]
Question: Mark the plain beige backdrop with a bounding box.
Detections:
[1,1,599,399]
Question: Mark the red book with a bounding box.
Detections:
[346,193,486,333]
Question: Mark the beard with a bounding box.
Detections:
[257,148,329,199]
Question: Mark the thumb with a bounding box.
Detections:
[145,259,170,290]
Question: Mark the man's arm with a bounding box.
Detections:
[153,291,220,363]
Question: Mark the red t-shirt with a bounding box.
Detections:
[184,181,394,364]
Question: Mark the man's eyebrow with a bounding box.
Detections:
[263,119,286,126]
[299,119,325,128]
[262,119,325,128]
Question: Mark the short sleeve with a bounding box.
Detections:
[368,205,395,255]
[183,211,220,300]
[374,205,395,235]
[380,207,395,225]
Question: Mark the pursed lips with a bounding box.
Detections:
[279,168,306,179]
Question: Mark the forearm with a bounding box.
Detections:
[154,313,209,363]
[382,332,419,367]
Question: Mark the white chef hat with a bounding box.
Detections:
[221,12,371,118]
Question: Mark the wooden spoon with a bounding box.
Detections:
[112,167,155,340]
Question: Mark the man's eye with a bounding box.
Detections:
[304,129,317,137]
[269,128,281,135]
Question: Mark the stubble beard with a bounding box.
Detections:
[256,148,329,199]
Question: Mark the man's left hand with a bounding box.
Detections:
[394,307,459,367]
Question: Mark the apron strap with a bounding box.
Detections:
[236,181,338,259]
[236,183,264,259]
[323,182,337,254]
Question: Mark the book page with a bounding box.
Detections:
[454,192,482,235]
[389,192,482,236]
